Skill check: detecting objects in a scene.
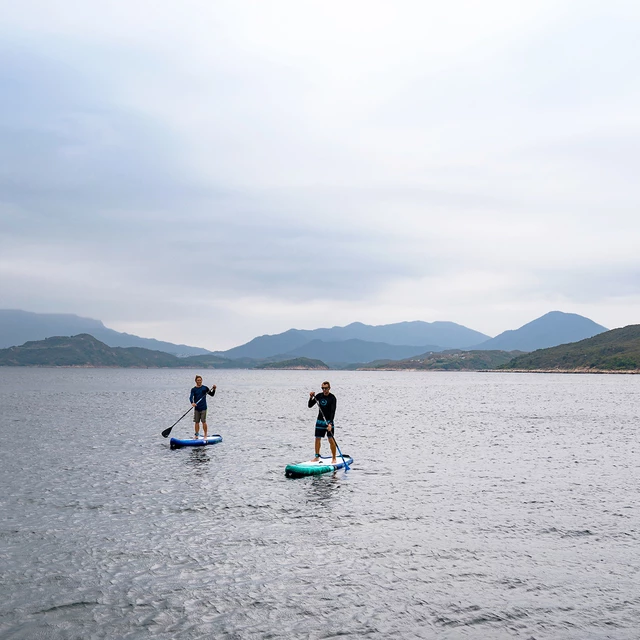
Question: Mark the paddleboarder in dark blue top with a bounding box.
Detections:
[190,375,216,439]
[308,380,337,463]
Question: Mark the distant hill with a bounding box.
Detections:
[182,354,247,369]
[363,349,520,371]
[474,311,607,352]
[279,339,440,365]
[254,357,329,370]
[501,325,640,371]
[0,334,241,368]
[218,321,491,360]
[0,310,212,356]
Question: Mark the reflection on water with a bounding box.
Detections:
[305,471,344,506]
[1,368,639,640]
[185,447,211,472]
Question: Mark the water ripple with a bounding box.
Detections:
[1,369,639,639]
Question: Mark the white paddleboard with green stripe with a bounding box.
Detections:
[285,454,353,478]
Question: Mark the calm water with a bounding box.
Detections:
[0,368,638,639]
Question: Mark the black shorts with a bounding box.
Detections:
[314,421,334,439]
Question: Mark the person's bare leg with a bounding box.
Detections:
[202,420,208,439]
[310,437,322,461]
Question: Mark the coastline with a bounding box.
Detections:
[1,365,638,374]
[489,368,640,374]
[358,367,640,374]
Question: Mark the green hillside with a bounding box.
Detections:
[179,353,246,369]
[501,324,640,371]
[362,349,519,371]
[254,357,329,370]
[0,334,241,368]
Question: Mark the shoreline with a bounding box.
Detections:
[358,367,640,374]
[488,368,640,374]
[0,365,638,374]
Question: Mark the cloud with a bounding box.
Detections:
[0,1,639,349]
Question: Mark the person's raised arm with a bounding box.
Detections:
[208,384,217,397]
[308,391,316,408]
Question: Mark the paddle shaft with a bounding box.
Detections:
[313,396,350,470]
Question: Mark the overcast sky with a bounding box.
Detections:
[1,0,639,350]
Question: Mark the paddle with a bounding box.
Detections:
[161,406,193,438]
[161,394,206,438]
[314,398,350,471]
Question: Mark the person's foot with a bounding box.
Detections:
[310,455,321,462]
[332,458,337,464]
[194,433,200,439]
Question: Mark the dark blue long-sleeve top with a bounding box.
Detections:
[189,385,215,411]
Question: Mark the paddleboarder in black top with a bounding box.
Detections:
[308,381,337,463]
[190,375,216,439]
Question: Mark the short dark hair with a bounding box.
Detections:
[322,381,330,388]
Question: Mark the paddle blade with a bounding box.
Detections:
[161,406,194,438]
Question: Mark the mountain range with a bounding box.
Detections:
[0,309,610,365]
[0,334,240,368]
[2,326,637,372]
[475,312,607,352]
[271,338,444,365]
[0,310,211,356]
[214,312,607,364]
[216,320,490,360]
[502,324,640,371]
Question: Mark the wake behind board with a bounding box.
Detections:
[285,454,353,478]
[170,435,222,449]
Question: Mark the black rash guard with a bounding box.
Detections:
[308,392,337,424]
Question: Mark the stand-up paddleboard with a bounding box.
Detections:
[285,454,353,478]
[170,435,223,449]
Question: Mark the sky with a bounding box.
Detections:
[1,0,639,350]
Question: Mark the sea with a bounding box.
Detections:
[0,368,638,639]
